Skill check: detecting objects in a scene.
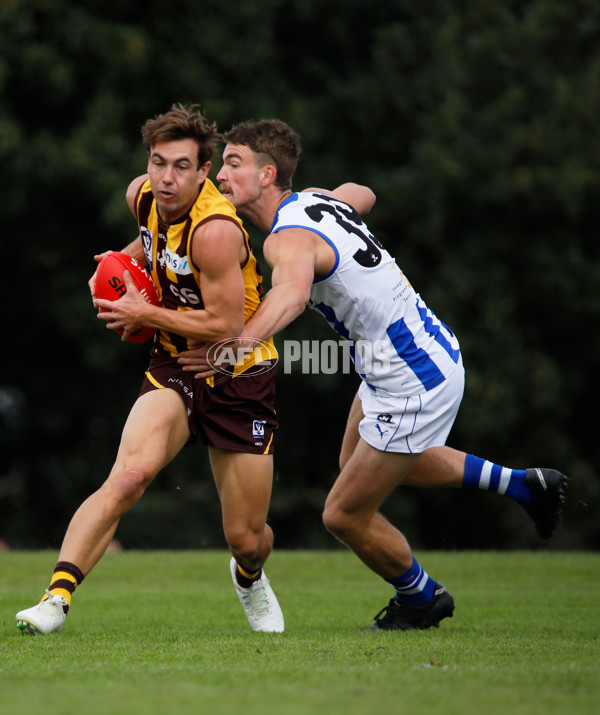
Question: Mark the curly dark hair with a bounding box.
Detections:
[141,103,217,167]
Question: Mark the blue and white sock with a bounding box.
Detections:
[463,454,530,504]
[386,557,436,606]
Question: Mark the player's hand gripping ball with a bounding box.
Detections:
[95,252,159,343]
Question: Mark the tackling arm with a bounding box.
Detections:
[177,227,317,375]
[238,228,317,343]
[303,183,376,215]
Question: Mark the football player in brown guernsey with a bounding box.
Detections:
[16,104,284,635]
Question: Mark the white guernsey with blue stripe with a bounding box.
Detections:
[271,192,461,397]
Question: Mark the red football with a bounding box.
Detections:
[96,252,159,343]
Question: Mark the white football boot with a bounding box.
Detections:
[16,590,67,635]
[230,557,284,633]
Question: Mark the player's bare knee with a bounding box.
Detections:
[106,468,153,508]
[322,502,352,538]
[323,496,371,540]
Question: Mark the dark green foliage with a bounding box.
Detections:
[1,0,598,549]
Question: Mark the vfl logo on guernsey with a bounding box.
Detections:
[158,247,193,275]
[252,420,266,444]
[141,227,153,270]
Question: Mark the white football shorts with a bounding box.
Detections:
[358,358,465,454]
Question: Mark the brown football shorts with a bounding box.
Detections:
[138,356,278,454]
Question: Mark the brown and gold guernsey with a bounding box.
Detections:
[134,177,277,376]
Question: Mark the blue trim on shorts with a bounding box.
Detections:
[382,395,421,453]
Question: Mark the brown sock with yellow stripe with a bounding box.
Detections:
[41,561,85,613]
[234,562,263,588]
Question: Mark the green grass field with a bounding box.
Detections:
[1,550,598,714]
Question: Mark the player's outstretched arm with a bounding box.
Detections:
[303,183,376,215]
[179,228,316,377]
[239,228,316,342]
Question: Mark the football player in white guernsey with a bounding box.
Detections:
[180,119,567,631]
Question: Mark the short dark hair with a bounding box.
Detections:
[220,119,301,190]
[141,103,217,167]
